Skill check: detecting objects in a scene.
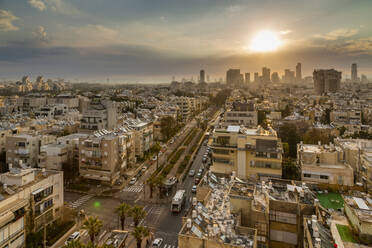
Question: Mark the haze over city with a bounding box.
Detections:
[1,0,372,83]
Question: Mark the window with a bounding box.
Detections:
[320,175,329,180]
[304,173,311,178]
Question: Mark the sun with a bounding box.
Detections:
[250,31,282,52]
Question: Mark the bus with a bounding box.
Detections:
[171,190,186,213]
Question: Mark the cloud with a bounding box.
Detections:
[315,28,358,40]
[27,0,80,15]
[0,10,19,31]
[32,26,49,43]
[280,30,292,35]
[330,37,372,55]
[28,0,46,11]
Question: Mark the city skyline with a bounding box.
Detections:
[0,0,372,83]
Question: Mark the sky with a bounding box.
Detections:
[0,0,372,83]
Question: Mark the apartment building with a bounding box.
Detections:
[297,142,354,186]
[80,99,117,132]
[126,120,153,158]
[48,94,79,109]
[211,125,283,180]
[221,102,258,128]
[0,168,63,237]
[34,104,68,119]
[39,144,68,170]
[330,109,362,125]
[5,134,56,168]
[173,97,197,122]
[303,215,335,248]
[79,130,131,185]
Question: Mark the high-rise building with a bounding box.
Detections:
[271,72,280,83]
[296,62,302,82]
[226,69,242,86]
[361,74,368,83]
[351,63,358,82]
[200,69,205,83]
[283,69,295,84]
[313,69,342,95]
[262,67,271,83]
[245,73,250,84]
[254,72,259,83]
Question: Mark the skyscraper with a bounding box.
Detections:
[271,72,280,83]
[296,63,302,82]
[283,69,295,84]
[313,69,341,95]
[262,67,271,83]
[200,69,205,83]
[254,72,259,83]
[351,63,358,82]
[226,69,241,86]
[245,73,250,84]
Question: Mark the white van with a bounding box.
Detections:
[65,231,80,245]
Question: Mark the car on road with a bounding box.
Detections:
[202,157,207,163]
[189,169,195,177]
[192,185,197,193]
[198,168,204,174]
[65,231,80,245]
[152,156,157,161]
[129,177,137,185]
[141,166,147,172]
[196,172,202,178]
[152,238,163,247]
[170,139,175,144]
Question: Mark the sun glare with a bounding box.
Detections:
[250,31,282,52]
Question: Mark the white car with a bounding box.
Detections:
[152,238,163,247]
[65,231,80,245]
[129,177,137,185]
[152,156,157,161]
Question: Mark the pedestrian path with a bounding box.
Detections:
[67,194,94,209]
[122,185,143,193]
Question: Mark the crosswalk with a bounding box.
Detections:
[67,194,94,209]
[122,185,143,193]
[162,244,177,248]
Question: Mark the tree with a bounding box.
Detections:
[282,158,300,180]
[281,105,291,118]
[115,203,132,230]
[257,110,267,126]
[278,123,301,158]
[320,108,331,124]
[132,226,150,248]
[147,177,155,198]
[82,216,103,244]
[303,128,333,145]
[63,240,85,248]
[160,116,177,141]
[130,206,147,227]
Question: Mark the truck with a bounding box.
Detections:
[171,189,186,213]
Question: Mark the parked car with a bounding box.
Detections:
[65,232,80,245]
[195,177,200,184]
[192,185,197,193]
[196,172,202,178]
[152,156,157,161]
[129,177,137,185]
[152,238,163,247]
[189,169,195,177]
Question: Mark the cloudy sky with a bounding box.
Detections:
[0,0,372,83]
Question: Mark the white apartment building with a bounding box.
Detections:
[80,100,117,132]
[0,167,63,246]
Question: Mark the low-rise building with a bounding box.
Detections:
[297,142,354,186]
[0,168,64,235]
[39,144,68,170]
[79,130,130,185]
[80,99,117,132]
[211,125,282,180]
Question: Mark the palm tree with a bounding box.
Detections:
[147,177,155,198]
[115,202,131,230]
[130,205,147,227]
[82,216,103,244]
[131,226,150,248]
